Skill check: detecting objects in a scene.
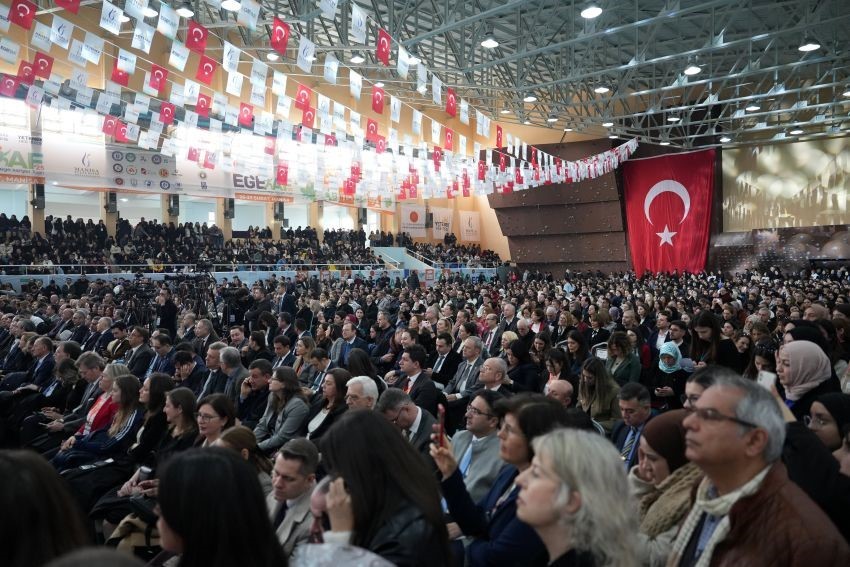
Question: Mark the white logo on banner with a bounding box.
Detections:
[459,211,480,242]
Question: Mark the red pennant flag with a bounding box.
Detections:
[408,184,418,199]
[294,125,303,142]
[444,128,454,151]
[371,86,384,114]
[159,102,176,125]
[433,146,442,172]
[0,75,19,97]
[196,93,211,117]
[351,163,361,181]
[115,121,129,143]
[187,147,200,161]
[376,27,391,66]
[203,151,217,169]
[301,106,316,129]
[264,137,276,155]
[477,160,486,181]
[33,52,54,79]
[111,61,130,86]
[496,125,503,148]
[462,184,470,198]
[239,103,254,127]
[504,181,513,194]
[623,149,715,274]
[54,0,80,13]
[294,83,312,110]
[17,61,35,85]
[446,88,457,117]
[101,115,118,136]
[399,186,408,201]
[499,153,506,172]
[186,20,208,54]
[277,164,292,187]
[149,64,168,92]
[325,133,337,146]
[365,118,379,142]
[8,0,36,29]
[195,55,217,85]
[270,17,291,57]
[515,167,523,184]
[531,148,537,166]
[375,135,386,154]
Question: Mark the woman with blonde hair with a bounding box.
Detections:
[292,336,317,386]
[516,428,638,567]
[578,357,620,434]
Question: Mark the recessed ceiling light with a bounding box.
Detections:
[798,37,820,52]
[667,116,681,122]
[176,2,195,17]
[608,134,618,139]
[266,52,279,61]
[659,141,671,146]
[547,116,558,123]
[143,7,158,18]
[719,135,732,143]
[523,95,537,103]
[221,0,241,11]
[789,128,804,135]
[350,54,365,64]
[481,37,499,49]
[684,64,701,76]
[593,86,610,94]
[580,5,602,19]
[375,82,384,88]
[745,104,761,112]
[602,121,614,127]
[563,127,573,132]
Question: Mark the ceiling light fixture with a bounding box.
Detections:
[143,6,158,17]
[500,107,511,115]
[563,127,574,132]
[608,133,619,139]
[523,94,537,103]
[523,119,532,125]
[798,36,821,52]
[667,116,681,122]
[719,135,732,143]
[266,51,279,61]
[176,1,194,17]
[580,4,603,19]
[602,121,614,127]
[745,104,761,112]
[350,53,365,64]
[547,115,558,123]
[684,63,701,76]
[221,0,240,11]
[659,141,671,146]
[480,25,499,49]
[375,82,384,88]
[843,88,850,97]
[593,85,610,94]
[789,128,804,135]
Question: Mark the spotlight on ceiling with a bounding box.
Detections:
[843,88,850,97]
[719,135,732,143]
[176,1,194,17]
[608,133,619,139]
[480,25,499,49]
[523,119,532,125]
[143,6,158,18]
[221,0,241,11]
[659,141,671,146]
[789,128,804,135]
[375,82,384,88]
[523,94,537,103]
[563,127,574,132]
[119,13,130,22]
[667,116,681,123]
[602,121,614,127]
[350,53,365,64]
[580,4,602,19]
[684,63,701,76]
[547,115,558,123]
[745,104,761,112]
[798,36,821,52]
[593,85,610,94]
[266,51,279,61]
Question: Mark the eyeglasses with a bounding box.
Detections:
[683,406,758,429]
[804,415,830,429]
[196,413,220,422]
[466,406,494,418]
[388,404,408,424]
[680,394,701,406]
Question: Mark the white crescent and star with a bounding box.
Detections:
[643,179,692,247]
[192,27,204,42]
[203,62,213,74]
[379,37,389,52]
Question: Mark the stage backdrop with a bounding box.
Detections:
[623,150,715,274]
[722,138,850,232]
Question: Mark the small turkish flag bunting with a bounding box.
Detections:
[276,162,289,185]
[196,93,211,117]
[301,106,316,128]
[375,135,386,154]
[187,146,200,161]
[186,20,208,54]
[195,55,217,85]
[102,115,118,136]
[270,16,291,57]
[159,102,175,125]
[366,118,379,142]
[9,0,37,30]
[111,61,130,86]
[444,128,454,151]
[376,27,391,66]
[33,53,54,79]
[115,121,129,143]
[17,61,35,85]
[496,125,503,148]
[446,88,457,117]
[55,0,81,14]
[294,83,312,110]
[239,103,254,127]
[149,64,168,92]
[478,160,486,180]
[433,146,442,172]
[371,86,384,114]
[0,75,19,98]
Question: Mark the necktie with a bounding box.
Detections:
[485,331,493,350]
[434,354,445,373]
[145,355,160,379]
[273,357,283,368]
[620,427,637,461]
[312,371,325,392]
[457,363,471,393]
[273,501,288,529]
[459,441,474,476]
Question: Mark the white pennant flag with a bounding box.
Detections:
[124,0,147,21]
[250,60,268,86]
[412,110,422,136]
[31,22,52,52]
[296,35,315,73]
[317,94,330,117]
[81,32,104,65]
[319,0,339,19]
[350,111,361,134]
[223,41,241,73]
[390,96,401,123]
[132,21,154,54]
[431,75,442,106]
[276,95,292,117]
[431,119,440,144]
[51,15,74,50]
[157,2,179,39]
[349,69,362,100]
[226,73,244,97]
[117,48,136,73]
[237,0,261,30]
[169,42,189,71]
[183,79,200,100]
[416,64,427,93]
[323,53,339,84]
[351,4,367,44]
[397,46,410,78]
[250,83,265,107]
[460,99,469,125]
[272,71,287,96]
[99,1,123,35]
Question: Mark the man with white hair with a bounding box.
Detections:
[669,375,849,566]
[345,376,379,410]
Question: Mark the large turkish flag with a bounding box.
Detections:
[623,149,715,274]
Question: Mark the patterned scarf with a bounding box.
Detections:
[639,462,703,538]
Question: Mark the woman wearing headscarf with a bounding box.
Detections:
[806,392,850,451]
[629,409,703,567]
[650,342,689,411]
[777,341,841,421]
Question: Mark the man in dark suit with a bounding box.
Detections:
[174,350,206,396]
[498,302,519,334]
[665,320,691,359]
[480,314,503,357]
[0,336,56,402]
[125,326,155,378]
[199,342,229,398]
[376,388,437,466]
[219,346,249,406]
[244,286,273,331]
[271,335,296,369]
[369,311,395,373]
[277,284,297,317]
[68,311,89,345]
[105,321,130,362]
[237,359,272,429]
[648,311,671,361]
[47,308,74,339]
[427,333,462,387]
[394,344,440,418]
[146,333,177,379]
[193,318,219,360]
[92,318,114,356]
[337,322,368,368]
[610,383,654,471]
[276,312,299,345]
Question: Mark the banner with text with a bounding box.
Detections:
[459,211,481,242]
[430,206,452,240]
[400,203,426,237]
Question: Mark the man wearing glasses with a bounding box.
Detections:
[450,390,504,503]
[669,376,849,567]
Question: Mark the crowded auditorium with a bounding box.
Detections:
[2,1,850,566]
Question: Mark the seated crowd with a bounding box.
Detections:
[405,234,503,267]
[1,265,850,567]
[0,216,382,274]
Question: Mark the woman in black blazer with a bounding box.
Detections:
[306,368,349,442]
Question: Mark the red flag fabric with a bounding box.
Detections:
[196,93,211,117]
[433,146,442,172]
[623,149,715,275]
[101,115,118,136]
[17,60,35,85]
[371,86,384,114]
[186,20,208,54]
[149,64,168,92]
[444,128,454,151]
[477,160,486,180]
[238,103,254,127]
[270,17,290,57]
[276,162,289,185]
[111,61,130,86]
[301,106,316,129]
[264,137,276,156]
[195,55,217,85]
[115,121,129,143]
[33,52,54,79]
[365,118,379,142]
[187,147,200,161]
[498,153,506,172]
[8,0,36,29]
[294,83,312,110]
[54,0,80,13]
[159,102,175,125]
[496,125,503,148]
[445,88,457,117]
[376,28,391,65]
[203,151,217,169]
[375,135,386,154]
[0,75,19,97]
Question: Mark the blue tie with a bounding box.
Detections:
[459,441,475,477]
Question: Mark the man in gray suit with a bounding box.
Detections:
[480,313,503,357]
[219,346,249,406]
[267,438,318,559]
[443,337,484,432]
[376,389,436,467]
[450,389,505,503]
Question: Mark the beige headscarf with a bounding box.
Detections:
[781,340,831,401]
